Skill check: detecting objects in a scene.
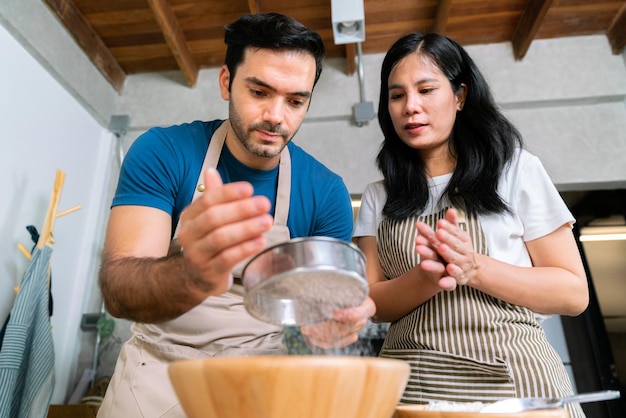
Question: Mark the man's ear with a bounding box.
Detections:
[219,65,230,100]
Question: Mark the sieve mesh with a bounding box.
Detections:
[244,268,368,326]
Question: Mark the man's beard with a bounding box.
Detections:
[229,100,294,158]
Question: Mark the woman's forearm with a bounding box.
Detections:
[369,268,442,322]
[467,253,588,316]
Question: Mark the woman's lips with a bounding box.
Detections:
[405,122,426,134]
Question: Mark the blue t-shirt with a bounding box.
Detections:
[112,120,353,241]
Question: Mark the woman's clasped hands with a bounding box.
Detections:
[415,208,477,292]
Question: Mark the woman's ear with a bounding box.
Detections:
[218,65,230,100]
[456,83,468,111]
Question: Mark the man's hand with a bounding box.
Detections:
[99,168,275,323]
[300,296,376,349]
[177,168,274,295]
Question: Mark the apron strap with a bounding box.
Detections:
[173,120,291,239]
[273,147,290,226]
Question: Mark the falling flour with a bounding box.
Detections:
[424,401,487,412]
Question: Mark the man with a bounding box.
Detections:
[96,13,375,417]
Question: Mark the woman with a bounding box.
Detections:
[353,32,588,417]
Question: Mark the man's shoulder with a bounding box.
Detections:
[148,119,224,138]
[135,119,224,158]
[287,142,341,180]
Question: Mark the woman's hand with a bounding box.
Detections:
[300,296,376,349]
[415,208,477,291]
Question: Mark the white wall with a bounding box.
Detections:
[0,23,115,404]
[0,0,118,126]
[117,36,626,194]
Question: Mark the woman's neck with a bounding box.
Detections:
[421,148,456,178]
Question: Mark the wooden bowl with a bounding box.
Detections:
[168,355,410,418]
[394,404,569,418]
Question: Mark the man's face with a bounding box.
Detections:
[219,48,317,169]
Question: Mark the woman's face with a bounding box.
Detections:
[387,52,465,162]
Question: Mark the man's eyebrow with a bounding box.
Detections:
[245,76,311,98]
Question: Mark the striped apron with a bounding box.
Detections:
[377,207,584,418]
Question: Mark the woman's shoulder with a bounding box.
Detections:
[364,179,386,193]
[511,147,542,166]
[503,148,546,179]
[362,180,386,200]
[359,180,387,216]
[354,180,386,237]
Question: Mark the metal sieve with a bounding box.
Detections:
[241,236,368,326]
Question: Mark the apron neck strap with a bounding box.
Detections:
[173,120,291,239]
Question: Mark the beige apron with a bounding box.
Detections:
[98,120,292,418]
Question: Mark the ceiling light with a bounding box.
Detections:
[338,21,360,35]
[331,0,365,44]
[579,225,626,242]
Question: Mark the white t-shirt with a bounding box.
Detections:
[353,149,574,269]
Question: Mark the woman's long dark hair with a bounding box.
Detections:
[377,33,523,220]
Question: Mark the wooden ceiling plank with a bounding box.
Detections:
[511,0,555,60]
[47,0,626,81]
[433,0,454,34]
[247,0,260,14]
[43,0,126,92]
[146,0,198,86]
[607,2,626,54]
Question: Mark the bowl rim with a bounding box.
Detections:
[242,236,365,276]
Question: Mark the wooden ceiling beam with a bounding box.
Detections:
[247,0,260,14]
[43,0,126,92]
[147,0,198,87]
[345,43,357,75]
[433,0,454,34]
[511,0,555,60]
[607,2,626,54]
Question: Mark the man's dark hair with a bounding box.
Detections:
[224,13,326,90]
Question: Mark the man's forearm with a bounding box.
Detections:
[99,253,213,323]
